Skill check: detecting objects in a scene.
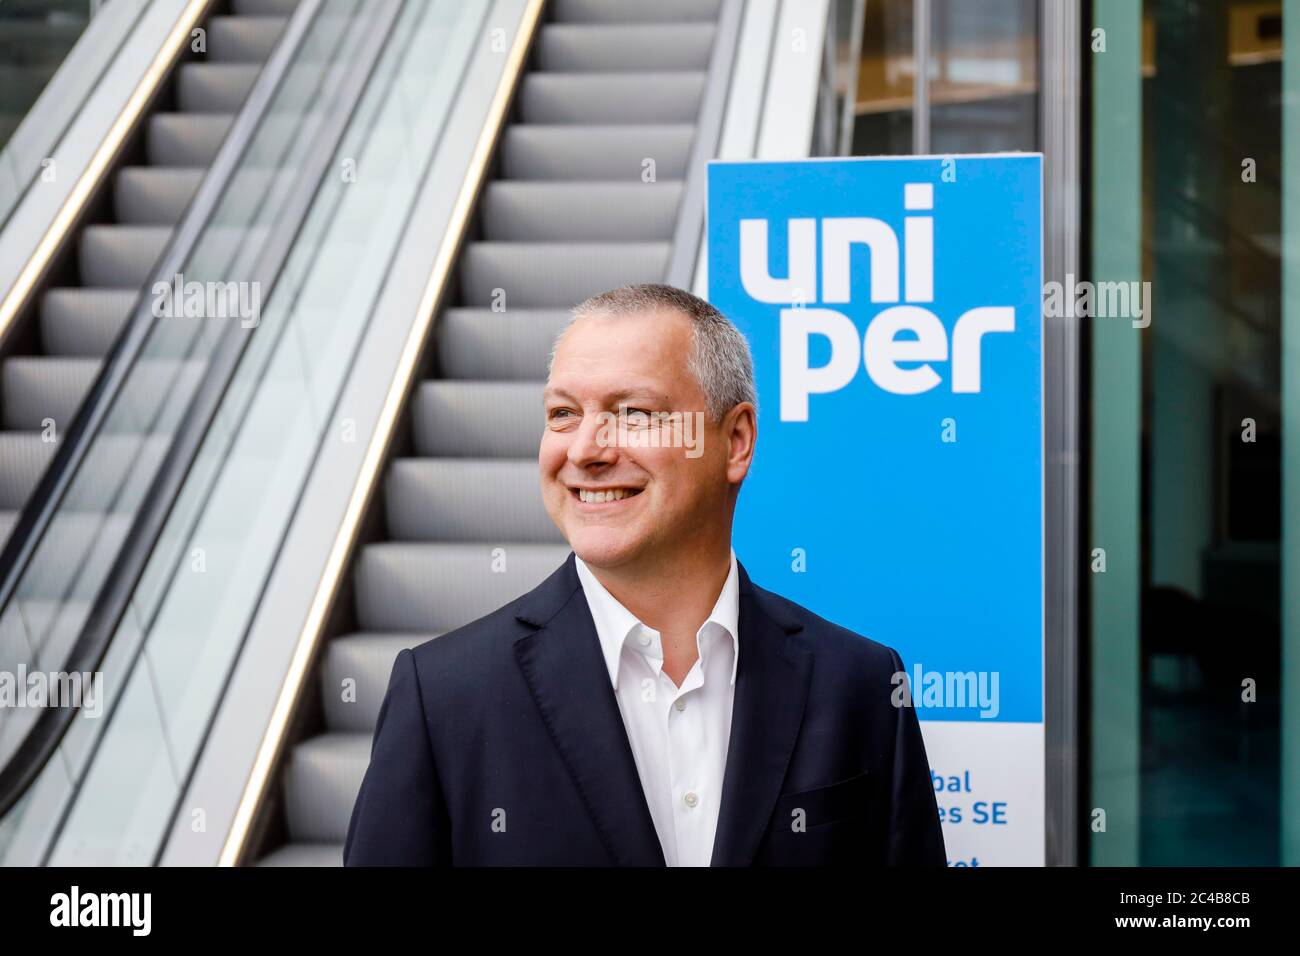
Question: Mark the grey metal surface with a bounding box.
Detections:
[912,0,931,154]
[409,381,546,456]
[459,241,669,307]
[480,181,682,241]
[666,0,742,285]
[1040,0,1081,868]
[500,124,694,180]
[435,307,569,380]
[520,71,706,124]
[536,23,715,71]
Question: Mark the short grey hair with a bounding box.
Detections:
[549,283,757,421]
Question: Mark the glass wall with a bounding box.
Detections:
[816,0,1296,867]
[837,0,1039,155]
[1090,0,1294,866]
[0,1,91,151]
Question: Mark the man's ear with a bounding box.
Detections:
[723,402,757,485]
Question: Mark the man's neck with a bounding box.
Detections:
[588,542,732,649]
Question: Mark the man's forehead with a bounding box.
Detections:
[560,306,692,346]
[543,377,674,405]
[552,310,690,367]
[546,308,699,398]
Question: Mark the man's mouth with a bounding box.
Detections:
[571,487,643,504]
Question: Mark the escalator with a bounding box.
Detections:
[0,0,404,864]
[252,0,728,866]
[0,0,296,555]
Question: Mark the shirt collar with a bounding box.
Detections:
[574,550,740,690]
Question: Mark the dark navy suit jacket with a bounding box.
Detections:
[344,553,946,866]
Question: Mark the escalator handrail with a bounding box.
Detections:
[0,0,350,824]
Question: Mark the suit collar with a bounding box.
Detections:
[512,554,665,865]
[709,562,812,866]
[572,550,741,689]
[512,553,811,868]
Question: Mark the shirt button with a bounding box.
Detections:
[675,699,687,712]
[683,792,699,808]
[637,632,652,647]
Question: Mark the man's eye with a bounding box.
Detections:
[547,408,576,423]
[624,408,653,425]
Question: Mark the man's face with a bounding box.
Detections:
[541,309,751,571]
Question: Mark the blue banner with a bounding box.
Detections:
[708,155,1043,725]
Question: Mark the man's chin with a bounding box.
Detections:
[565,527,646,571]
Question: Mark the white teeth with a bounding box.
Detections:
[578,488,635,503]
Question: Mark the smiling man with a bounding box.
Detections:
[344,283,946,867]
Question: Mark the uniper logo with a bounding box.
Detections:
[738,182,1015,421]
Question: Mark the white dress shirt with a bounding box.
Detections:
[573,552,740,867]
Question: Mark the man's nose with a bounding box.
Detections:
[568,411,618,468]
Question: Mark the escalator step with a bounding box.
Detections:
[256,843,344,867]
[0,434,57,510]
[283,732,370,844]
[78,226,171,289]
[206,16,287,64]
[520,71,706,124]
[481,181,682,241]
[551,0,722,24]
[40,289,138,357]
[114,167,204,226]
[436,308,570,381]
[536,23,715,72]
[459,241,669,309]
[500,124,694,181]
[232,0,298,16]
[411,380,544,457]
[353,542,570,633]
[1,357,99,431]
[321,633,435,733]
[385,458,562,544]
[146,113,233,166]
[176,62,260,113]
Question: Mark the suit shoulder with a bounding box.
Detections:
[405,591,534,676]
[754,584,903,676]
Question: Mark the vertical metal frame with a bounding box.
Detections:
[837,0,866,155]
[912,0,931,153]
[1039,0,1082,867]
[1282,0,1300,869]
[667,0,743,286]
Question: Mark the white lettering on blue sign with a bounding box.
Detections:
[738,182,1015,420]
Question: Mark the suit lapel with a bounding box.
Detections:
[710,564,812,866]
[512,554,665,866]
